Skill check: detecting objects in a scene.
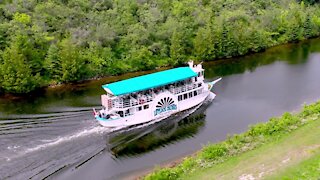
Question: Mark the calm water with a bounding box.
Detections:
[0,39,320,179]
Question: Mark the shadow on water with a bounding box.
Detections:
[106,106,208,158]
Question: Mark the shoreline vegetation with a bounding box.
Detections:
[144,101,320,180]
[1,0,320,94]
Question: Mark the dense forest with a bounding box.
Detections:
[0,0,320,93]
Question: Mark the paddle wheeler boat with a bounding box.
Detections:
[94,61,221,127]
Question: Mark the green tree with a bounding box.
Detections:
[170,30,186,65]
[59,39,86,82]
[194,26,215,60]
[44,44,61,80]
[0,39,41,93]
[84,42,114,76]
[130,47,155,70]
[0,23,9,50]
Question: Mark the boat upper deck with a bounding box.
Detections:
[107,80,204,109]
[102,67,197,96]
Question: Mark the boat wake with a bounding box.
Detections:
[0,109,111,179]
[24,126,106,154]
[0,93,215,179]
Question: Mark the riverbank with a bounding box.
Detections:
[144,101,320,179]
[1,35,319,100]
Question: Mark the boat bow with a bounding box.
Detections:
[208,77,222,91]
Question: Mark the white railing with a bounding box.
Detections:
[112,95,153,109]
[170,83,199,94]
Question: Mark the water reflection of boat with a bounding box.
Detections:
[105,99,212,158]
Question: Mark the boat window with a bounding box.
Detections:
[195,77,197,82]
[198,72,201,77]
[194,91,198,96]
[137,106,142,111]
[198,83,201,87]
[201,71,204,76]
[118,111,124,117]
[178,95,182,101]
[125,109,130,116]
[144,104,149,109]
[183,93,188,100]
[189,92,193,98]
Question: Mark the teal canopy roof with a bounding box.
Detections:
[102,67,197,96]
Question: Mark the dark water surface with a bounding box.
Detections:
[0,39,320,179]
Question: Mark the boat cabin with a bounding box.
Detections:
[100,61,205,117]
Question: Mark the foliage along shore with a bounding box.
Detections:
[144,101,320,179]
[1,0,320,94]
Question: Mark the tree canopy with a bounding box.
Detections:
[0,0,320,93]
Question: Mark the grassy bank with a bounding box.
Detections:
[145,101,320,179]
[267,153,320,180]
[1,0,320,93]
